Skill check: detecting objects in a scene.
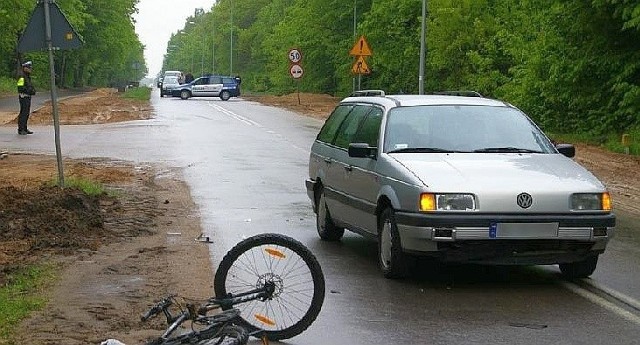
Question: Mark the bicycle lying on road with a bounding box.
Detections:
[133,233,325,345]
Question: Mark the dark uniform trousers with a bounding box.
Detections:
[18,95,31,132]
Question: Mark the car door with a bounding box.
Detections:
[191,77,209,96]
[310,104,354,225]
[207,76,223,96]
[327,104,374,227]
[344,106,383,234]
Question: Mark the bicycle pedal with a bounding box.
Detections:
[195,233,213,243]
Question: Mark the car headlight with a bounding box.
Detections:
[420,193,476,211]
[571,193,611,211]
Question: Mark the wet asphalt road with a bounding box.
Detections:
[1,90,640,344]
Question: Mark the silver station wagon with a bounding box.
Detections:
[306,90,615,279]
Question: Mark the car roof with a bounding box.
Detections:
[340,94,510,108]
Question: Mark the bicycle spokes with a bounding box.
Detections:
[225,244,315,331]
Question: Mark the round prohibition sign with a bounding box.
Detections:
[290,64,304,79]
[288,48,302,63]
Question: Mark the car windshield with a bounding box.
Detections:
[164,77,179,84]
[384,105,556,154]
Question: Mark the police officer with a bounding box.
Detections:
[17,61,36,135]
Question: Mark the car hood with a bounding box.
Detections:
[390,153,606,193]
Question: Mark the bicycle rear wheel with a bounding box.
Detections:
[214,233,325,341]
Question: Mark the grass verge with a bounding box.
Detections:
[0,264,56,342]
[122,86,151,100]
[551,128,640,156]
[47,176,106,196]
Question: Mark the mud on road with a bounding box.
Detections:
[0,88,638,344]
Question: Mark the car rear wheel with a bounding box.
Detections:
[220,90,231,101]
[378,207,413,279]
[315,186,344,241]
[559,255,599,279]
[180,90,190,100]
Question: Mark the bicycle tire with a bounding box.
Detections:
[214,233,325,341]
[145,324,249,345]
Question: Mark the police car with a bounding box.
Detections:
[171,75,241,101]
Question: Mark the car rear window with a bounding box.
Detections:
[317,105,353,143]
[222,77,236,84]
[333,105,373,149]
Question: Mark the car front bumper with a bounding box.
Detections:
[395,211,615,264]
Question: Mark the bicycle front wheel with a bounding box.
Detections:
[214,233,325,341]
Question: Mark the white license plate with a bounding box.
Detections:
[489,223,559,239]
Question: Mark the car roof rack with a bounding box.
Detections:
[350,89,386,97]
[433,90,483,97]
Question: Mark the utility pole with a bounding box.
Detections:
[419,0,427,94]
[230,0,233,75]
[211,15,215,75]
[352,0,356,93]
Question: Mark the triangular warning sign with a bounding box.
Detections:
[349,36,372,56]
[351,56,371,75]
[17,1,83,53]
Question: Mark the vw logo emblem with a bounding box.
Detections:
[517,193,533,209]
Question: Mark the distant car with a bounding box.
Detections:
[171,75,241,101]
[159,70,183,90]
[306,90,616,279]
[160,76,180,97]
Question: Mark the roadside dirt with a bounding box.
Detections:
[0,88,638,345]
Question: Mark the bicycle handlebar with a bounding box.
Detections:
[141,295,175,321]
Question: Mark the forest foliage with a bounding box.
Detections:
[1,0,638,138]
[163,0,639,137]
[0,0,145,91]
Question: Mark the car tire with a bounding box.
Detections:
[559,255,598,279]
[315,186,344,241]
[378,207,413,279]
[220,90,231,101]
[180,90,190,100]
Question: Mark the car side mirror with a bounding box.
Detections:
[556,143,575,158]
[348,143,377,159]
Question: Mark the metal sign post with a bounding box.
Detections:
[288,48,303,105]
[17,0,83,188]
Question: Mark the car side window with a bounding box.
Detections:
[194,78,208,85]
[352,107,382,147]
[211,77,222,84]
[317,105,354,143]
[333,105,372,149]
[221,77,234,84]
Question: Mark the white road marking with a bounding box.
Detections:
[206,101,310,154]
[582,279,640,312]
[207,102,261,127]
[561,281,640,326]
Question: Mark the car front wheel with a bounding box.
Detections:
[180,90,190,100]
[315,186,344,241]
[378,207,413,279]
[220,90,231,101]
[559,255,599,279]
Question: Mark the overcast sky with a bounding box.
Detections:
[134,0,215,78]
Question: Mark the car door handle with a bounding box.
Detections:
[344,165,353,172]
[324,158,332,164]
